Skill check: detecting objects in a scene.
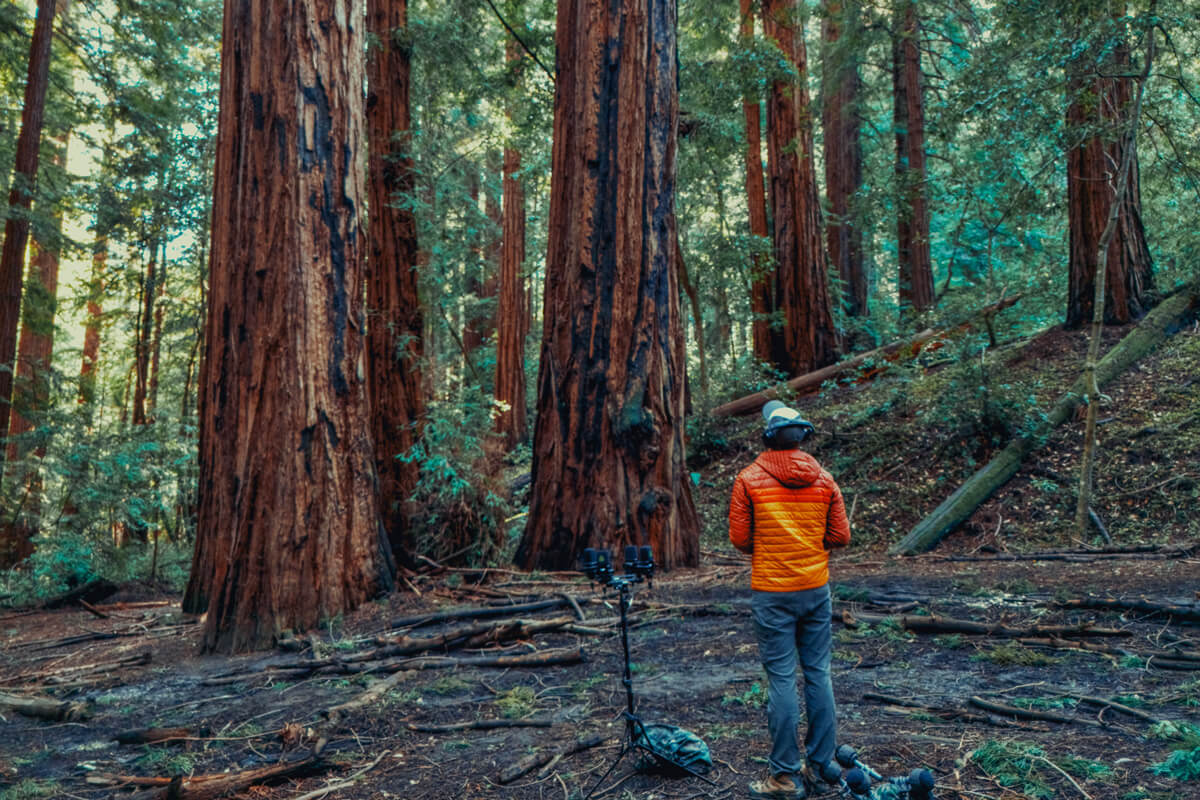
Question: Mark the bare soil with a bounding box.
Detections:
[2,322,1199,800]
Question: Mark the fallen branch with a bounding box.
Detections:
[0,691,90,721]
[843,610,1130,639]
[407,718,553,733]
[861,692,1031,729]
[321,670,417,725]
[892,283,1200,555]
[114,727,203,746]
[968,696,1104,727]
[713,297,1022,417]
[938,544,1197,563]
[121,752,327,800]
[497,732,608,784]
[40,578,119,609]
[1057,597,1200,625]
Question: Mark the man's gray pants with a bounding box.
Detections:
[751,585,837,777]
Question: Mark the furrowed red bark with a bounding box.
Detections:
[1065,19,1152,328]
[495,36,528,449]
[516,0,700,571]
[763,0,839,374]
[184,0,395,651]
[893,0,933,313]
[0,0,57,482]
[365,0,424,562]
[740,0,772,364]
[821,0,865,316]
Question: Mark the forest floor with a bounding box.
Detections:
[2,319,1199,800]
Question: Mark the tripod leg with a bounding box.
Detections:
[581,742,632,800]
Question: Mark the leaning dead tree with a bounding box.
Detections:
[516,0,700,570]
[892,281,1200,555]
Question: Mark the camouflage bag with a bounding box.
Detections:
[634,723,713,775]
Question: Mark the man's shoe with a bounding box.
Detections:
[800,763,840,796]
[748,772,805,799]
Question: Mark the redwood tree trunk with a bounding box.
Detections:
[821,0,866,317]
[893,0,933,313]
[495,35,528,449]
[516,0,700,571]
[763,0,839,374]
[1066,41,1153,328]
[365,0,424,562]
[0,0,57,481]
[740,0,772,364]
[131,249,157,426]
[184,0,394,651]
[79,235,105,406]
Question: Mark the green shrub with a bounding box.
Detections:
[1151,747,1200,782]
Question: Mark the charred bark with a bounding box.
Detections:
[740,0,772,364]
[365,0,424,563]
[516,0,700,571]
[184,0,395,651]
[0,0,57,482]
[892,0,933,313]
[763,0,839,373]
[821,0,866,317]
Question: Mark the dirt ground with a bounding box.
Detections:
[2,322,1199,800]
[2,550,1198,800]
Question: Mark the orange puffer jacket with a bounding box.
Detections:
[728,449,851,592]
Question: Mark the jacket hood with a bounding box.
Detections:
[754,449,822,488]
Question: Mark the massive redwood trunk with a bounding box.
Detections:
[763,0,838,374]
[740,0,772,364]
[893,0,933,313]
[365,0,424,562]
[495,37,528,449]
[0,0,57,482]
[184,0,394,652]
[1065,35,1152,328]
[516,0,700,571]
[821,0,865,317]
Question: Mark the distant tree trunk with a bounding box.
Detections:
[740,0,773,364]
[763,0,838,374]
[0,0,57,482]
[79,235,105,406]
[184,0,395,652]
[1066,29,1153,328]
[821,0,866,317]
[677,235,708,399]
[148,268,166,418]
[495,36,528,449]
[893,0,933,314]
[365,0,424,563]
[516,0,700,571]
[131,247,157,426]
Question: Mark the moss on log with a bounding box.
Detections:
[892,285,1199,555]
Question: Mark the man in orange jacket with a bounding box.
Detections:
[729,401,851,799]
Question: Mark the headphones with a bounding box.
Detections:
[761,400,815,447]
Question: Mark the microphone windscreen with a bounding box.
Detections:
[844,768,870,795]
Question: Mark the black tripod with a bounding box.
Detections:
[580,549,715,799]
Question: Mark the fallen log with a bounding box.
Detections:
[968,696,1104,728]
[0,691,90,721]
[389,597,575,629]
[1057,597,1200,625]
[408,718,553,733]
[713,294,1022,417]
[497,733,608,784]
[939,544,1198,563]
[843,610,1130,639]
[40,578,119,609]
[202,645,586,685]
[892,283,1200,555]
